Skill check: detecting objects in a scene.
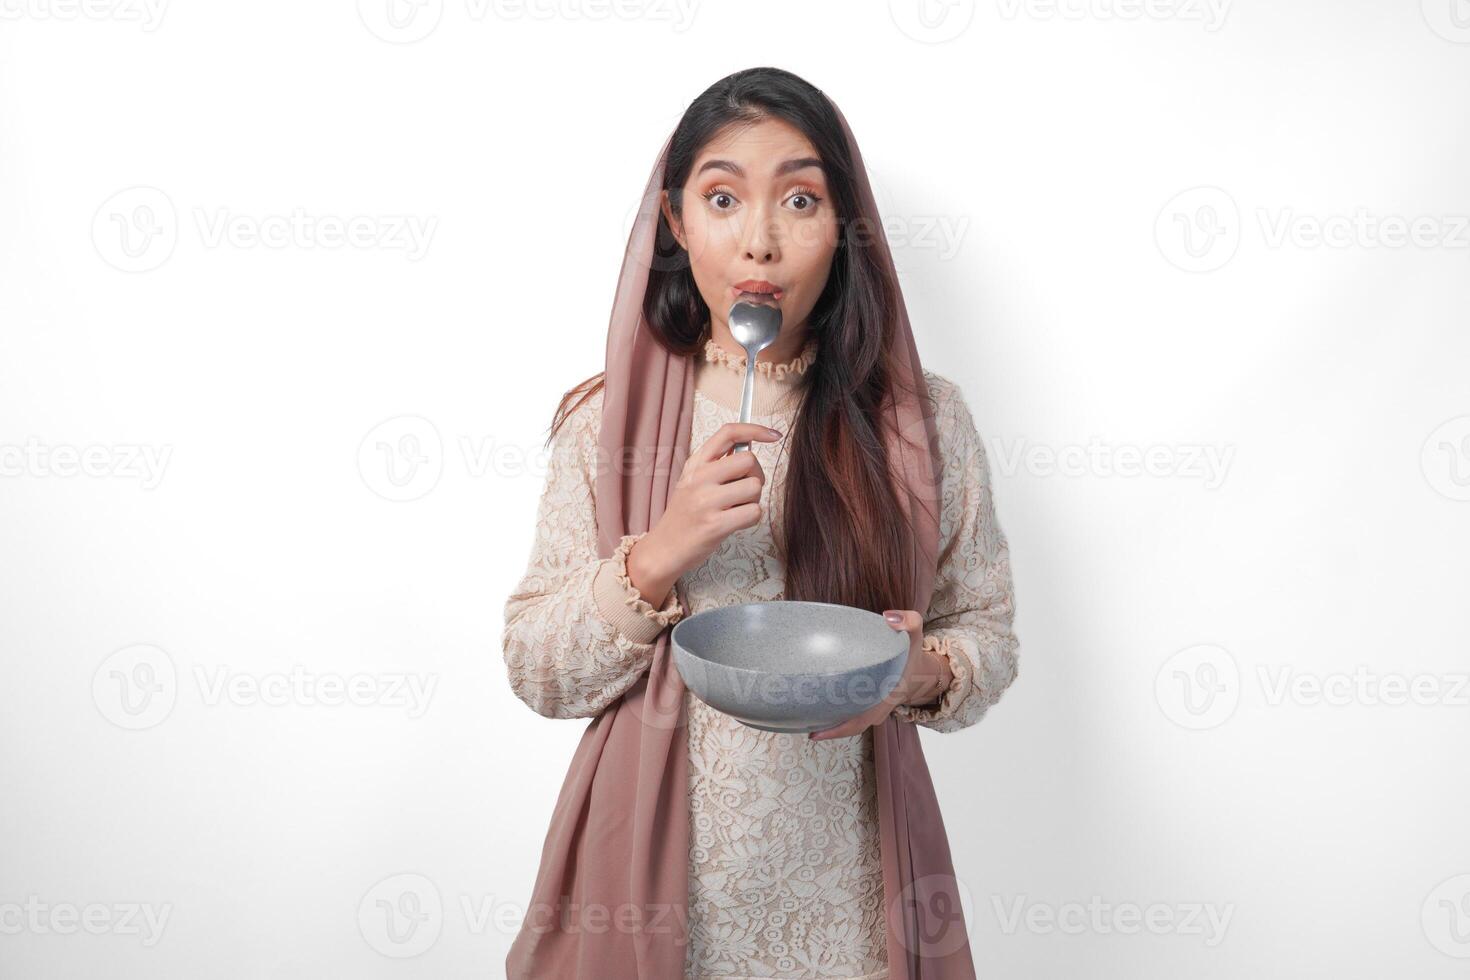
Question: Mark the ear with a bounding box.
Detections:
[660,189,686,251]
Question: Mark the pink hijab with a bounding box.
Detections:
[506,94,977,980]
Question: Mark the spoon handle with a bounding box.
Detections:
[732,358,757,453]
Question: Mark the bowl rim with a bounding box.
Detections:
[670,599,910,679]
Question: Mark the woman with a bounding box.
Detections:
[502,67,1020,980]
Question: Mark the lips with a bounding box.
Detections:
[732,279,784,301]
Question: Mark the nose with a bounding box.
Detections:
[738,203,781,263]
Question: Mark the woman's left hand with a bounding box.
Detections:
[807,609,950,741]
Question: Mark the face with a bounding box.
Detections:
[661,116,840,352]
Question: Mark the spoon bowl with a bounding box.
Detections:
[727,299,783,453]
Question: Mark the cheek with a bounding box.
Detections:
[677,219,724,314]
[682,212,740,295]
[789,219,839,293]
[681,208,738,265]
[788,213,839,255]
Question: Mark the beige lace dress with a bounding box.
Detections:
[503,334,1020,980]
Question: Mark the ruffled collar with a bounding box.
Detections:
[693,332,819,417]
[701,333,819,382]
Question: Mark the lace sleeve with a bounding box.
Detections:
[501,388,686,719]
[893,378,1020,733]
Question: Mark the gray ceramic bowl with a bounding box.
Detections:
[670,600,910,734]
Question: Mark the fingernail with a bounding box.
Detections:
[766,427,782,438]
[884,611,902,624]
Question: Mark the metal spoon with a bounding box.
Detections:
[727,298,784,453]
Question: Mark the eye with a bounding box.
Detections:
[701,185,739,211]
[785,186,824,213]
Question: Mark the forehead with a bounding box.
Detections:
[692,117,824,177]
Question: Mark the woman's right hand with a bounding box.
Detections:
[628,423,784,597]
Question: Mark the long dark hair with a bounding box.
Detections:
[548,66,921,613]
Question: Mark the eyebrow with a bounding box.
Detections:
[695,157,825,179]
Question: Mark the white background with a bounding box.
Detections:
[2,0,1469,977]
